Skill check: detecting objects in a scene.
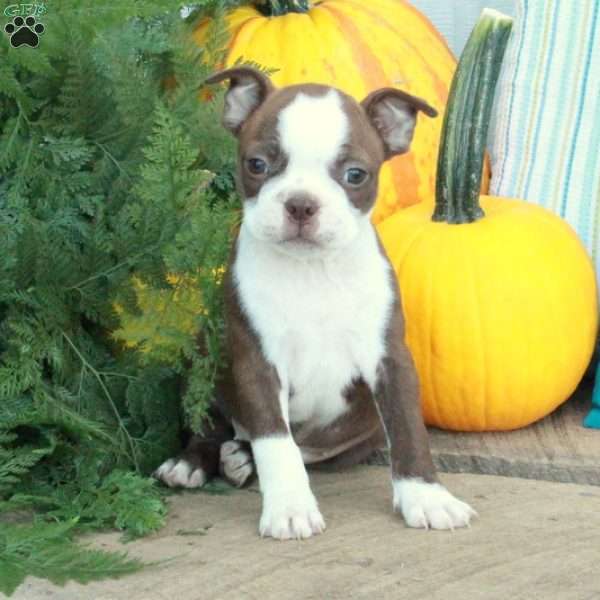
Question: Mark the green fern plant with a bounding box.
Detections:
[0,519,144,597]
[0,0,241,594]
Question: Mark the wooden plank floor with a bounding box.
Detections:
[369,379,600,486]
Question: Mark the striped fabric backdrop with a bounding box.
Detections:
[489,0,600,287]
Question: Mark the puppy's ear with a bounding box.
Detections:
[361,88,438,159]
[205,67,274,135]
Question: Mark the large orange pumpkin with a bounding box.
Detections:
[194,0,457,224]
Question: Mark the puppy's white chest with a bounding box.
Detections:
[234,226,393,427]
[279,305,375,425]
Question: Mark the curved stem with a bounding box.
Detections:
[256,0,311,17]
[62,331,140,472]
[432,9,513,224]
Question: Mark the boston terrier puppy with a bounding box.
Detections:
[154,67,476,540]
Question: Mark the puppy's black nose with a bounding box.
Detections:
[285,196,319,224]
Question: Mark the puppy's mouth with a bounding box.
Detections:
[280,235,319,246]
[279,227,321,247]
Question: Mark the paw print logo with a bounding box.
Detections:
[4,15,45,48]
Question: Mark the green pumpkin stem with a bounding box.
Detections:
[432,9,513,224]
[256,0,311,16]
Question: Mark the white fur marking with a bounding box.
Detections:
[393,478,477,530]
[252,436,325,540]
[220,441,254,488]
[153,458,207,489]
[279,90,348,163]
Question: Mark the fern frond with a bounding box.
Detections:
[0,519,144,597]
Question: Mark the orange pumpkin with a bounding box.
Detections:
[194,0,458,224]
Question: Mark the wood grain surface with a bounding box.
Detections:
[16,469,600,600]
[369,379,600,486]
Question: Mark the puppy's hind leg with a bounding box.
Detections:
[219,440,256,488]
[154,404,233,489]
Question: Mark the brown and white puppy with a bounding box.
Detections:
[154,67,476,539]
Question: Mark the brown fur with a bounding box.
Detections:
[375,290,437,481]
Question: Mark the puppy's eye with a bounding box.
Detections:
[247,158,268,175]
[344,168,368,186]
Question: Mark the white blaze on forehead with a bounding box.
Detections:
[277,90,349,166]
[240,87,363,253]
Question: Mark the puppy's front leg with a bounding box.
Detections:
[253,434,325,540]
[231,345,325,540]
[374,324,476,530]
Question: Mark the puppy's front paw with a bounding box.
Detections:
[393,478,476,530]
[260,490,326,540]
[153,458,206,489]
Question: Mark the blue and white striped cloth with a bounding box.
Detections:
[489,0,600,285]
[488,0,600,426]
